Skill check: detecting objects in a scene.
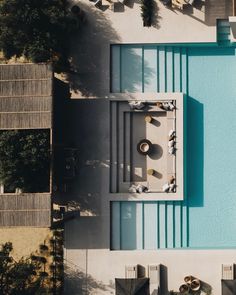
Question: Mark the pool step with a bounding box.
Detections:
[157,46,187,93]
[111,201,188,250]
[158,201,188,249]
[110,45,188,93]
[217,19,231,45]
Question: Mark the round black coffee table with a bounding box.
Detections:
[137,139,152,155]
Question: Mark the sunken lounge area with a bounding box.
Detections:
[109,93,184,201]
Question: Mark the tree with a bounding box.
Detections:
[0,0,79,70]
[0,242,51,295]
[0,130,50,193]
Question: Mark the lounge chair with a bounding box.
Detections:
[172,0,188,9]
[94,0,102,8]
[185,0,195,4]
[110,1,125,12]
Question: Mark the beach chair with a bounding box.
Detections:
[172,0,188,9]
[185,0,195,4]
[94,0,102,8]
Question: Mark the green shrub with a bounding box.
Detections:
[141,0,153,27]
[0,129,50,193]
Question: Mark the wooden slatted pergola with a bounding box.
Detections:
[0,63,53,227]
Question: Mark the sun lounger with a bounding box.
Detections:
[172,0,188,9]
[94,0,102,8]
[185,0,195,4]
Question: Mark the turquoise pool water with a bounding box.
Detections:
[111,45,236,249]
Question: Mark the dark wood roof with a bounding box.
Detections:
[0,194,51,227]
[0,63,53,129]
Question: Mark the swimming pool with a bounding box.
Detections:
[111,44,236,249]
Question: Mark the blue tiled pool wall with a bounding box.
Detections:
[111,44,236,249]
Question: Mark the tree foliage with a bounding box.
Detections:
[0,0,78,69]
[0,130,50,193]
[0,242,51,295]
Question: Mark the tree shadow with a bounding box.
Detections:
[152,0,161,29]
[201,280,212,294]
[64,266,112,294]
[111,45,157,93]
[66,3,121,97]
[53,97,110,216]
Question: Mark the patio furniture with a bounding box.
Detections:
[147,169,154,176]
[145,115,152,123]
[129,101,145,110]
[110,1,123,11]
[137,139,153,155]
[171,0,188,9]
[94,0,102,8]
[63,148,79,179]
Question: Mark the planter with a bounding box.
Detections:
[190,279,201,291]
[179,284,190,294]
[184,275,193,285]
